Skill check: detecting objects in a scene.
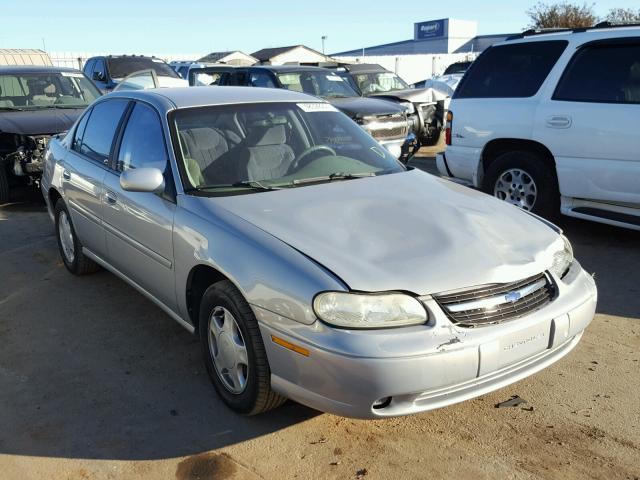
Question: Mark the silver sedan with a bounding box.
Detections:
[41,87,597,418]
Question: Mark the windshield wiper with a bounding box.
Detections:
[0,106,23,111]
[187,180,282,192]
[232,180,282,190]
[39,104,85,109]
[290,172,376,186]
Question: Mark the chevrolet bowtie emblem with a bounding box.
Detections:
[504,291,522,303]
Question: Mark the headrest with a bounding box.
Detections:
[27,79,48,94]
[248,124,286,146]
[185,127,226,151]
[44,83,56,95]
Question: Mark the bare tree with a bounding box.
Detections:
[604,7,640,23]
[527,2,597,29]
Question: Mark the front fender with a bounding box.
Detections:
[173,195,348,325]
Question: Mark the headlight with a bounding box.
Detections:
[400,102,415,114]
[313,292,428,329]
[550,235,573,278]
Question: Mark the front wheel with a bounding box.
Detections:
[483,150,559,218]
[199,280,286,415]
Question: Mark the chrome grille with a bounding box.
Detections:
[363,114,409,141]
[433,273,554,328]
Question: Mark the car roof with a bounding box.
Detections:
[340,63,388,74]
[106,86,326,110]
[252,65,335,73]
[501,24,640,46]
[0,65,84,74]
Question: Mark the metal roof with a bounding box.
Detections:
[106,86,322,110]
[251,45,326,61]
[197,51,254,63]
[0,65,82,74]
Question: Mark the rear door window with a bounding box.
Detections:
[553,42,640,104]
[77,99,129,163]
[83,59,95,76]
[455,40,568,98]
[94,59,107,79]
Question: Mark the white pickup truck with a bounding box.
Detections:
[437,23,640,231]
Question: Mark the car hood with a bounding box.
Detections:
[327,96,404,119]
[0,108,84,135]
[206,169,561,295]
[369,87,450,104]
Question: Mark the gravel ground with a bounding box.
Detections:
[1,165,638,480]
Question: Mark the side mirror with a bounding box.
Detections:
[93,71,105,81]
[120,167,165,193]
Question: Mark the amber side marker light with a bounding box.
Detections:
[271,335,310,357]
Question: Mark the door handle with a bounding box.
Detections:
[545,115,572,129]
[62,169,71,180]
[105,191,118,205]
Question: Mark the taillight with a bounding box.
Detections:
[445,111,453,146]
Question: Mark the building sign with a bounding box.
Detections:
[415,19,445,39]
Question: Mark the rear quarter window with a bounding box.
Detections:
[455,40,568,99]
[553,42,640,104]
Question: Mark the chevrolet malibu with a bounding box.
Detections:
[41,87,597,418]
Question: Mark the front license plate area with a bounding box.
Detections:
[498,320,551,368]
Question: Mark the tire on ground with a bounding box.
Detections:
[54,199,101,275]
[199,280,286,415]
[483,150,560,219]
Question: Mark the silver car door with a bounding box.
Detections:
[61,99,129,257]
[101,101,177,311]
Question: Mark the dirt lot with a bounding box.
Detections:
[1,165,639,480]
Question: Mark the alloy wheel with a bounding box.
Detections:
[208,306,249,394]
[494,168,538,211]
[58,211,75,263]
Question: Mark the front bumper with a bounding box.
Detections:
[255,262,597,418]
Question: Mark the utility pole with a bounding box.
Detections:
[42,38,46,52]
[321,35,327,55]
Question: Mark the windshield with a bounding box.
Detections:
[277,71,358,98]
[352,72,409,94]
[0,72,101,109]
[173,102,404,194]
[107,57,179,79]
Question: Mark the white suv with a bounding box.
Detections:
[437,24,640,230]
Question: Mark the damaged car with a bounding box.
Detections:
[330,63,449,147]
[42,87,596,418]
[0,66,101,203]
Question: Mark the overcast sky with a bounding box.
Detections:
[2,0,638,55]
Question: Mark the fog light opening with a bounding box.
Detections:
[372,396,392,410]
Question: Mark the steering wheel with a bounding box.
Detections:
[290,145,337,171]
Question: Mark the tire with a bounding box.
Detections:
[483,150,559,219]
[0,165,9,204]
[199,280,286,415]
[54,200,101,275]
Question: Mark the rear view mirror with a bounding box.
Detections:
[120,167,165,193]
